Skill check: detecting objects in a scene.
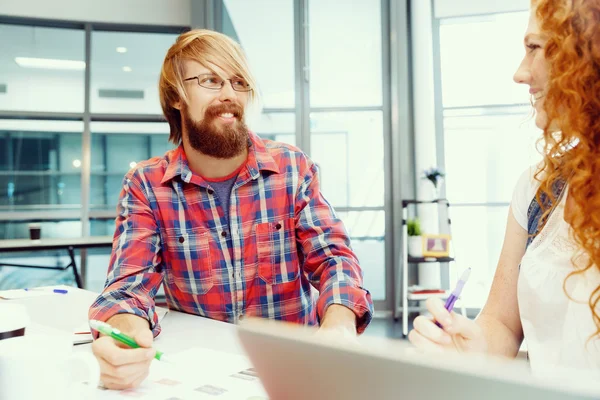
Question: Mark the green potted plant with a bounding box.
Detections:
[407,218,423,257]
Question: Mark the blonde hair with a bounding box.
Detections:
[159,29,258,144]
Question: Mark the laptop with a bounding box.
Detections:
[237,318,600,400]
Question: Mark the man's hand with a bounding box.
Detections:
[91,314,155,390]
[316,304,358,343]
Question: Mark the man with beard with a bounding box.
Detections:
[88,29,373,390]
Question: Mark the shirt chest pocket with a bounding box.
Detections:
[163,227,214,295]
[256,218,300,285]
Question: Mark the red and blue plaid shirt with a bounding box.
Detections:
[89,132,373,335]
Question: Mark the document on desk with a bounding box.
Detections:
[76,347,268,399]
[71,306,170,346]
[0,285,72,299]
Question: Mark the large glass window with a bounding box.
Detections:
[338,210,385,301]
[90,122,173,211]
[309,0,382,108]
[439,12,530,107]
[222,0,295,109]
[0,5,391,304]
[307,1,387,303]
[252,112,296,146]
[90,31,178,114]
[437,10,542,307]
[444,112,541,204]
[221,0,388,303]
[221,0,297,160]
[0,24,85,113]
[310,111,384,208]
[0,19,185,293]
[0,120,84,211]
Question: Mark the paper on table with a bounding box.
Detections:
[70,347,268,399]
[27,322,74,338]
[3,286,170,346]
[72,306,169,345]
[0,285,72,300]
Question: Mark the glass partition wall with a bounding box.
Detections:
[0,1,394,313]
[0,20,185,290]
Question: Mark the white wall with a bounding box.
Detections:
[434,0,529,18]
[0,0,191,26]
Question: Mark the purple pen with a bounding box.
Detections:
[24,288,68,294]
[435,268,471,328]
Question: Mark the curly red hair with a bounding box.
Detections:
[533,0,600,340]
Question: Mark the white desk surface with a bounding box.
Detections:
[4,287,244,356]
[0,236,114,252]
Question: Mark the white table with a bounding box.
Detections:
[7,287,244,356]
[0,236,114,288]
[1,287,269,400]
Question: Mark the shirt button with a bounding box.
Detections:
[221,231,228,237]
[178,236,185,243]
[275,223,282,230]
[207,188,214,195]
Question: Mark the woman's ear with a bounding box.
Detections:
[173,99,182,110]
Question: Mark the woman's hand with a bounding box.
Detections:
[408,297,487,354]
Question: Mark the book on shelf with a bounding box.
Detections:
[408,285,445,295]
[409,289,446,295]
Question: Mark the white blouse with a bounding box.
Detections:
[511,166,600,375]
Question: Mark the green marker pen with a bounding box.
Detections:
[89,319,165,361]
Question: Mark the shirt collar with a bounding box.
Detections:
[160,146,191,184]
[160,131,280,184]
[245,131,280,179]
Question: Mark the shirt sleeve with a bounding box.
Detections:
[88,171,164,338]
[511,164,541,231]
[294,162,374,334]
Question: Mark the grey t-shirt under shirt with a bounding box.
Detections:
[207,174,237,224]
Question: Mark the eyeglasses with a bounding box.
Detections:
[183,74,252,92]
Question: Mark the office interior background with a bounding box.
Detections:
[0,0,540,318]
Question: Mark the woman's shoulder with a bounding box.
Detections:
[511,162,543,230]
[515,162,543,197]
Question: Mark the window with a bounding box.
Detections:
[90,122,173,211]
[252,112,296,146]
[222,0,297,150]
[222,0,295,109]
[439,12,530,107]
[310,111,384,208]
[436,11,542,307]
[0,19,186,292]
[220,0,389,303]
[0,119,84,211]
[91,31,179,114]
[308,1,386,301]
[0,24,85,113]
[309,0,382,108]
[443,112,541,204]
[338,210,385,300]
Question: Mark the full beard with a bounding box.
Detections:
[183,103,249,159]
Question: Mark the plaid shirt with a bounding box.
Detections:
[89,132,373,335]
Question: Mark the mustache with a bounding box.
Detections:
[205,103,244,119]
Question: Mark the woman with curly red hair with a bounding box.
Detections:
[409,0,600,374]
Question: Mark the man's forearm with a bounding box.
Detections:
[106,313,152,335]
[320,304,357,333]
[476,314,522,358]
